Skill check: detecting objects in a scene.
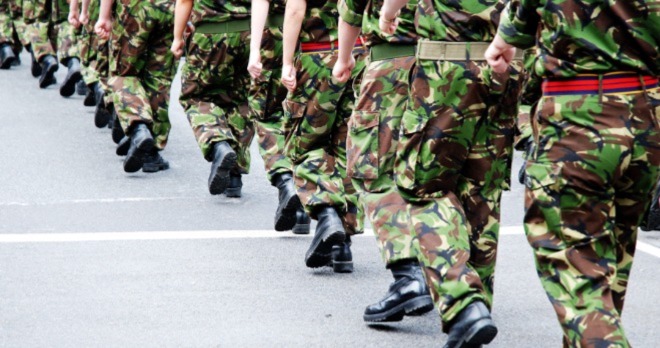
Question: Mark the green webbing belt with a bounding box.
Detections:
[266,14,285,28]
[196,19,251,34]
[369,43,416,62]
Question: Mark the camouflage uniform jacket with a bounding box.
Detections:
[192,0,251,25]
[499,0,660,77]
[338,0,418,47]
[416,0,505,41]
[300,0,339,43]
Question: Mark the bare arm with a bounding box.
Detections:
[248,0,270,79]
[332,18,361,82]
[80,0,91,25]
[379,0,407,34]
[280,0,306,91]
[68,0,80,28]
[94,0,114,39]
[171,0,194,59]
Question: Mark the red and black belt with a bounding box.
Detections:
[300,37,366,54]
[542,72,659,96]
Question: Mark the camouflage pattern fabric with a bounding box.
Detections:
[395,58,522,329]
[348,55,418,265]
[498,1,660,345]
[23,0,57,61]
[0,0,19,51]
[79,0,109,88]
[299,0,339,43]
[499,0,660,77]
[248,26,293,182]
[108,0,177,150]
[524,88,660,347]
[515,47,542,152]
[55,21,81,64]
[179,30,254,172]
[283,50,366,235]
[191,0,249,24]
[338,0,418,46]
[416,0,504,42]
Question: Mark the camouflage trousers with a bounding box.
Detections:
[179,30,254,172]
[248,26,292,182]
[283,49,366,235]
[524,87,660,347]
[108,0,176,150]
[348,54,417,265]
[23,0,79,63]
[396,58,522,329]
[79,0,108,88]
[0,0,23,53]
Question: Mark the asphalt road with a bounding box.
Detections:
[1,52,660,347]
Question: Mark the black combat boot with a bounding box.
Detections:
[111,109,125,144]
[123,123,154,173]
[292,207,311,235]
[84,82,97,106]
[225,173,242,198]
[208,141,237,195]
[330,236,353,273]
[364,260,434,322]
[38,55,58,88]
[305,206,345,268]
[142,149,170,173]
[273,172,301,231]
[60,57,82,97]
[30,48,42,77]
[443,301,497,348]
[0,43,16,69]
[116,136,129,156]
[76,79,88,96]
[11,54,20,66]
[94,84,111,128]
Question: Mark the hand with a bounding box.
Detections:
[79,12,89,25]
[171,37,185,60]
[247,52,263,80]
[281,63,297,92]
[379,11,399,35]
[68,10,80,28]
[95,17,112,40]
[332,55,355,83]
[485,34,516,74]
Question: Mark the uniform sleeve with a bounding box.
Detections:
[338,0,365,28]
[497,0,540,49]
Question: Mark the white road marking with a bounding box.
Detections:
[0,196,206,207]
[0,226,658,260]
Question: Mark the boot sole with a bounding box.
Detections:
[225,186,242,198]
[292,222,311,235]
[0,56,15,69]
[305,227,345,268]
[143,160,170,173]
[95,103,111,128]
[31,63,42,77]
[208,152,237,195]
[332,260,353,273]
[59,70,82,97]
[274,194,301,231]
[459,318,498,348]
[363,295,434,323]
[116,137,129,156]
[123,137,154,173]
[83,92,96,107]
[39,64,58,88]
